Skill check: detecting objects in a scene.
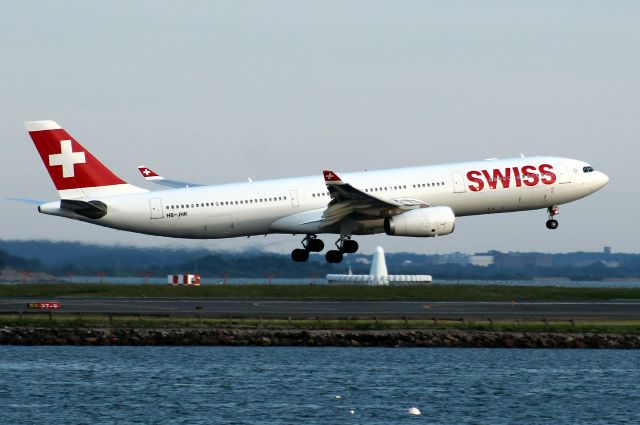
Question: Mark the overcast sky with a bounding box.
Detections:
[2,1,638,255]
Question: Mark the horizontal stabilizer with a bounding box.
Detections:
[6,197,46,205]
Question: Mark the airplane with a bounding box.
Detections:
[21,120,609,263]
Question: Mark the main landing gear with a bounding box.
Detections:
[291,234,325,262]
[546,205,559,230]
[291,234,360,263]
[325,236,359,264]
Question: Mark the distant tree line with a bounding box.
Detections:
[1,240,640,280]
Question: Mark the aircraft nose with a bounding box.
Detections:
[595,171,609,190]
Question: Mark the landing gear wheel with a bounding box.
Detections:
[291,248,310,262]
[342,239,359,254]
[546,206,559,230]
[325,250,344,263]
[301,235,324,253]
[307,238,324,252]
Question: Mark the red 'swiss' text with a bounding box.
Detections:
[466,164,557,192]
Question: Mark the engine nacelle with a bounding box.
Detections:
[384,206,455,237]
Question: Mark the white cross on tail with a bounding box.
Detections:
[49,139,86,178]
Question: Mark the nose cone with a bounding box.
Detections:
[596,171,609,190]
[588,171,609,193]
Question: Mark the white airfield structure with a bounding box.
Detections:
[326,246,432,285]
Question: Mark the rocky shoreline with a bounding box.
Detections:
[2,327,640,348]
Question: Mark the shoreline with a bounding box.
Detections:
[3,327,640,348]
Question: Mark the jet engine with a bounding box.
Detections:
[384,206,455,237]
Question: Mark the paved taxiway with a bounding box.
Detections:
[2,298,640,319]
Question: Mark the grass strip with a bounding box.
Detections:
[2,313,640,334]
[1,283,640,300]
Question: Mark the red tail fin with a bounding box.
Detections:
[25,120,146,199]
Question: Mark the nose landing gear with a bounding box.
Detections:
[546,205,559,230]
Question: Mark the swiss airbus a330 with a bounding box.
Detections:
[20,120,608,263]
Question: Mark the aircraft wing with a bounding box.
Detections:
[321,170,427,227]
[137,166,203,188]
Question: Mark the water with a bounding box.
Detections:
[1,347,639,424]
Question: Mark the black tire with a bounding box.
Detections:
[342,239,359,254]
[307,238,324,252]
[325,250,344,263]
[546,219,559,230]
[291,248,310,262]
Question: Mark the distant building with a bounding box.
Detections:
[469,254,494,267]
[433,252,469,266]
[327,247,432,285]
[604,246,612,256]
[491,251,553,268]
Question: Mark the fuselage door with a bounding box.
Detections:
[290,189,299,208]
[149,198,164,219]
[451,173,466,193]
[558,163,571,184]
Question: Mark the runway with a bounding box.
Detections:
[2,298,640,320]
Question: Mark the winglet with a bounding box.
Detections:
[137,166,164,181]
[136,166,202,188]
[323,170,343,184]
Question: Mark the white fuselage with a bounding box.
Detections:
[39,156,608,239]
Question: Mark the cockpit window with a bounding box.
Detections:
[582,166,594,173]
